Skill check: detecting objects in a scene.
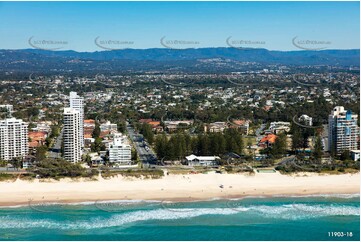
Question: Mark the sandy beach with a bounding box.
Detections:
[0,172,359,206]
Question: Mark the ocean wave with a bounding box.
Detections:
[0,204,359,230]
[270,193,360,199]
[0,208,237,229]
[0,199,162,209]
[251,204,359,220]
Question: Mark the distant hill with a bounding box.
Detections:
[0,48,359,75]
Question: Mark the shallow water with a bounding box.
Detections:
[0,195,359,241]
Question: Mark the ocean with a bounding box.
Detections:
[0,195,359,241]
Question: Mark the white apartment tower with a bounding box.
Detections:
[109,134,131,165]
[328,106,359,155]
[63,108,82,163]
[0,118,28,161]
[69,92,84,148]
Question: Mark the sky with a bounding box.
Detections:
[0,1,359,52]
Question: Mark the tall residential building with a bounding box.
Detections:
[0,118,28,161]
[63,108,81,163]
[109,134,131,165]
[69,92,84,148]
[328,106,359,155]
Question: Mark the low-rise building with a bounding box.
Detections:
[269,121,291,134]
[258,134,277,148]
[185,154,220,166]
[139,119,163,132]
[204,122,227,133]
[164,120,193,132]
[298,114,313,126]
[351,150,360,161]
[28,131,48,152]
[229,119,250,135]
[100,121,118,132]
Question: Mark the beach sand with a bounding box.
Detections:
[0,172,359,206]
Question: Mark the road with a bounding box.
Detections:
[48,128,63,159]
[0,167,29,173]
[126,124,158,165]
[255,123,267,141]
[276,155,296,166]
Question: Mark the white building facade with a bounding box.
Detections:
[63,108,82,163]
[69,92,84,148]
[100,121,118,132]
[108,134,131,165]
[185,154,220,166]
[328,106,359,155]
[0,118,28,161]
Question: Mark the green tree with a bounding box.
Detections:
[313,135,323,162]
[10,157,22,170]
[92,122,101,138]
[155,134,168,159]
[271,133,287,158]
[340,150,351,161]
[36,145,48,161]
[140,123,154,145]
[91,137,105,152]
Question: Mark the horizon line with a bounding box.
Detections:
[2,47,360,53]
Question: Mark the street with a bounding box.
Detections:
[48,128,63,159]
[126,123,158,165]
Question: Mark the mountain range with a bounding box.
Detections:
[0,48,359,75]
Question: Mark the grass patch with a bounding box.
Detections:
[0,173,17,181]
[102,169,164,179]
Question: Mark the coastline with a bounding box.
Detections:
[0,172,359,207]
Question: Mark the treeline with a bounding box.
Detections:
[91,121,105,152]
[28,158,98,179]
[154,129,244,160]
[139,123,154,144]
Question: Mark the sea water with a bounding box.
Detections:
[0,195,359,241]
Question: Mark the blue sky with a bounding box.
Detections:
[0,1,359,51]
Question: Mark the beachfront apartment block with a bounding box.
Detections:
[0,118,28,161]
[108,134,131,165]
[69,92,84,148]
[328,106,359,155]
[63,108,82,163]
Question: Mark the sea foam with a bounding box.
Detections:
[0,203,359,230]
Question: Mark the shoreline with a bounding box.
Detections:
[0,193,360,209]
[0,172,359,207]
